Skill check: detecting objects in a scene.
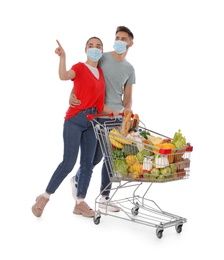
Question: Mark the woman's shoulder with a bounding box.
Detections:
[75,62,85,67]
[71,62,85,70]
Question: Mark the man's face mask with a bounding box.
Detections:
[113,40,128,54]
[87,48,102,62]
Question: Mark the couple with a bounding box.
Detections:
[31,26,135,218]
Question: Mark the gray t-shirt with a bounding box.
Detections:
[98,52,136,112]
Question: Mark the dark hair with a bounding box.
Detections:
[85,36,103,47]
[115,26,134,40]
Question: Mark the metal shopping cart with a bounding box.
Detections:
[87,113,193,239]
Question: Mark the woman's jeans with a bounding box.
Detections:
[75,117,122,197]
[46,107,97,198]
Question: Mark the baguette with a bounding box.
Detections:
[121,111,132,136]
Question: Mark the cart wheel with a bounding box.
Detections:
[156,229,163,239]
[175,224,183,233]
[93,216,101,225]
[131,207,139,216]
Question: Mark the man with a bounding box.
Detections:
[70,26,135,212]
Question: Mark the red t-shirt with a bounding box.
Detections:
[64,62,105,120]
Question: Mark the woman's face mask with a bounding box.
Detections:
[113,40,128,54]
[87,48,102,62]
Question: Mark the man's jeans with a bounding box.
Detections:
[75,117,122,196]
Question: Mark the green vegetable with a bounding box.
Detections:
[141,148,153,156]
[123,144,138,156]
[136,151,144,162]
[139,130,151,139]
[111,148,124,158]
[172,129,186,148]
[112,159,129,173]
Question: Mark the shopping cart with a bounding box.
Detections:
[87,113,193,239]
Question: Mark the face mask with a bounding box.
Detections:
[87,48,102,62]
[113,40,127,54]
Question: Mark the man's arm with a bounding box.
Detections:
[103,105,119,117]
[123,83,133,114]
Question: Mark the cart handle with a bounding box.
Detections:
[86,112,134,121]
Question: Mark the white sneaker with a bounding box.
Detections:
[98,196,120,212]
[70,177,77,200]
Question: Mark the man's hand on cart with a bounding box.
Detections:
[123,108,133,116]
[69,93,81,108]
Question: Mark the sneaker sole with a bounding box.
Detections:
[73,209,95,218]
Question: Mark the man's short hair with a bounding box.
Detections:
[116,26,134,40]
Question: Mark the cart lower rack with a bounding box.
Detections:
[87,113,193,239]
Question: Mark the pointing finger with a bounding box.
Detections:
[56,39,62,48]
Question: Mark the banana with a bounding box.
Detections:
[110,127,133,145]
[109,134,124,148]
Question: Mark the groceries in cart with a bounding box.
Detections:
[88,112,193,237]
[108,111,193,182]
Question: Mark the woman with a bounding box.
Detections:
[32,37,116,218]
[70,26,135,212]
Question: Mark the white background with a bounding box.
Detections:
[1,0,224,259]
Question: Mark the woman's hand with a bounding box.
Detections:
[55,40,65,57]
[110,110,120,118]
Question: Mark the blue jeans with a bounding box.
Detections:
[75,117,122,197]
[46,107,97,198]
